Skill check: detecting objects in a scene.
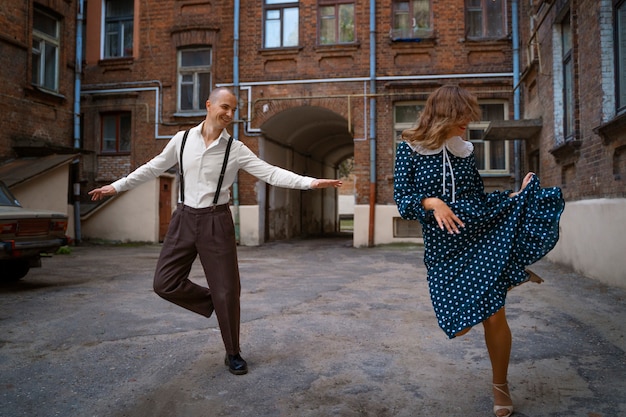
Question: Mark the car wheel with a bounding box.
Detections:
[0,260,30,282]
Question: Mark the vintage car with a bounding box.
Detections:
[0,181,68,282]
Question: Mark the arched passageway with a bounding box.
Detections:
[258,106,354,242]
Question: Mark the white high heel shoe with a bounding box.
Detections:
[493,382,514,417]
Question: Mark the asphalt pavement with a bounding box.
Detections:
[1,237,625,417]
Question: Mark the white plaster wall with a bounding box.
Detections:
[10,165,75,239]
[236,205,260,246]
[353,204,423,247]
[82,179,159,242]
[353,200,626,289]
[547,199,626,289]
[338,194,355,215]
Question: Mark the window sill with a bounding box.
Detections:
[479,172,514,177]
[24,85,67,103]
[258,46,303,56]
[389,36,437,47]
[98,57,134,71]
[549,139,582,165]
[593,111,626,145]
[173,111,205,118]
[463,36,511,45]
[98,152,131,157]
[313,42,360,53]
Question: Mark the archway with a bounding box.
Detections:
[259,106,354,241]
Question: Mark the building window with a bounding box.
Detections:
[319,1,355,45]
[394,102,424,150]
[264,0,299,48]
[616,0,626,112]
[394,101,509,174]
[104,0,134,58]
[101,113,131,153]
[468,103,509,174]
[391,0,432,40]
[178,48,212,113]
[466,0,506,39]
[393,217,423,238]
[561,13,574,139]
[32,8,60,91]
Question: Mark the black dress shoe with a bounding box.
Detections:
[224,353,248,375]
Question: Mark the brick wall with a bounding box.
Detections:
[0,0,77,163]
[77,0,518,207]
[520,0,626,200]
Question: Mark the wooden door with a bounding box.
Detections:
[159,177,173,242]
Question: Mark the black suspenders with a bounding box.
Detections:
[179,130,190,204]
[178,129,234,205]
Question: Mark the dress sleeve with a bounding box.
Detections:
[393,142,433,223]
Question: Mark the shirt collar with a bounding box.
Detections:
[196,123,231,150]
[407,136,473,158]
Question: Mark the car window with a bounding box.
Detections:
[0,182,20,206]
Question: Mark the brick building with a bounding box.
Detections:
[75,0,520,247]
[506,0,626,287]
[0,0,80,238]
[3,1,624,287]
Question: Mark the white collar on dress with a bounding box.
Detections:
[407,136,473,158]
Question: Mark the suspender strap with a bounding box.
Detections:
[179,129,190,203]
[213,136,234,205]
[179,129,233,206]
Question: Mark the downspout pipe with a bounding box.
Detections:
[232,0,241,242]
[512,0,521,190]
[368,0,377,247]
[73,0,84,245]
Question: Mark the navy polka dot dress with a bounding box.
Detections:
[394,139,565,338]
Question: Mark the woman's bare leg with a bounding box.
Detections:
[483,307,513,415]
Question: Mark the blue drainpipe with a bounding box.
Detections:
[73,0,84,244]
[232,0,241,242]
[368,0,377,247]
[512,0,521,190]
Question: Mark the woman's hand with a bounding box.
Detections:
[88,185,117,201]
[422,197,465,234]
[311,179,343,189]
[509,172,535,197]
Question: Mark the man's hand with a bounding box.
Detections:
[88,185,117,201]
[311,179,343,189]
[422,197,465,234]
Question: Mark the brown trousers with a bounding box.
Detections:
[153,203,241,355]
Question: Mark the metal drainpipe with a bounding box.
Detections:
[232,0,241,243]
[512,0,521,190]
[368,0,377,247]
[73,0,84,245]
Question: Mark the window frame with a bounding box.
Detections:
[615,0,626,112]
[31,8,60,92]
[177,48,213,114]
[391,0,433,40]
[393,101,424,153]
[318,0,356,45]
[101,112,132,154]
[393,101,510,175]
[263,0,300,49]
[102,0,134,59]
[467,102,510,175]
[561,12,575,140]
[465,0,507,40]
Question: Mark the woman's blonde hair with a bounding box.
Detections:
[401,85,481,149]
